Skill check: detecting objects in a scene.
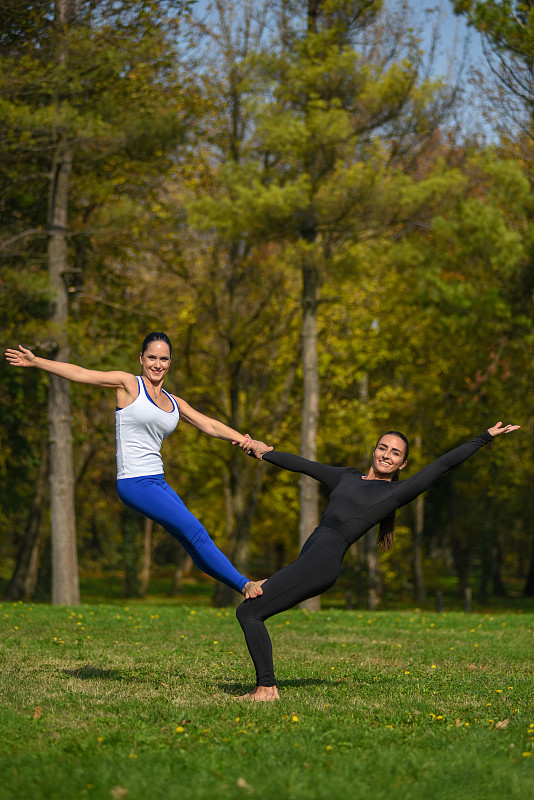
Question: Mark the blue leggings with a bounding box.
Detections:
[117,474,248,593]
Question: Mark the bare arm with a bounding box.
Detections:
[173,395,253,446]
[5,344,136,393]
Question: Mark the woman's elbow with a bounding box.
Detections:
[196,420,218,437]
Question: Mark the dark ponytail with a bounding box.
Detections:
[141,332,172,357]
[375,431,409,552]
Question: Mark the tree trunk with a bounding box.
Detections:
[122,505,141,598]
[366,528,382,608]
[491,539,507,597]
[48,0,79,605]
[24,539,41,597]
[295,0,322,612]
[412,434,426,604]
[35,538,53,601]
[479,473,501,604]
[478,510,493,604]
[3,436,49,600]
[48,142,79,605]
[213,458,266,607]
[139,517,153,596]
[307,0,320,33]
[523,543,534,597]
[212,313,297,607]
[171,551,193,596]
[299,252,321,611]
[449,488,470,597]
[451,535,470,598]
[412,492,427,604]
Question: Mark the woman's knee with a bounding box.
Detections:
[236,599,255,627]
[235,601,247,624]
[182,523,210,549]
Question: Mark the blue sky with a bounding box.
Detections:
[192,1,490,133]
[425,0,485,77]
[192,1,486,75]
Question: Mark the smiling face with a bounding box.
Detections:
[371,434,408,480]
[139,340,171,383]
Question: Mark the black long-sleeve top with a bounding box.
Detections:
[262,431,493,546]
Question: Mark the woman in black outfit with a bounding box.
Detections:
[236,422,520,701]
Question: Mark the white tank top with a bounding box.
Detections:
[115,376,179,479]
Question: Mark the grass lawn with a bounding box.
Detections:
[1,602,533,800]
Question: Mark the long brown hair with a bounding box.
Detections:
[375,431,409,552]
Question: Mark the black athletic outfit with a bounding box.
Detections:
[236,431,493,687]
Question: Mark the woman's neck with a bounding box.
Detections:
[141,374,165,396]
[363,467,393,482]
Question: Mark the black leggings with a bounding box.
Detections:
[236,527,348,687]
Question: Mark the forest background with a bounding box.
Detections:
[1,0,533,612]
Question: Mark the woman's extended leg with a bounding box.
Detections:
[117,475,250,593]
[236,528,346,698]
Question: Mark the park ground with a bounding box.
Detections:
[1,599,533,800]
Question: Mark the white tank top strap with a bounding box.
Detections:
[137,376,178,413]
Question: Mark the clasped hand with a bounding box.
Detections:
[233,435,273,459]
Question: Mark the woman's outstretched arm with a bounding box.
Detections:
[5,344,135,391]
[392,421,520,507]
[243,439,350,489]
[260,449,350,491]
[173,395,262,449]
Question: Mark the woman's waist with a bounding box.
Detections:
[117,472,166,488]
[302,525,351,557]
[116,454,165,480]
[320,514,375,540]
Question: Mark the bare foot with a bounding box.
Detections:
[235,686,280,702]
[242,579,267,599]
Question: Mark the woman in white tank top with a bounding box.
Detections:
[5,333,267,599]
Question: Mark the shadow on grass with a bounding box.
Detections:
[219,677,336,695]
[62,665,196,685]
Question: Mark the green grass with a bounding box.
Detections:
[1,603,533,800]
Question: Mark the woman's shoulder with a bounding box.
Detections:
[115,372,140,405]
